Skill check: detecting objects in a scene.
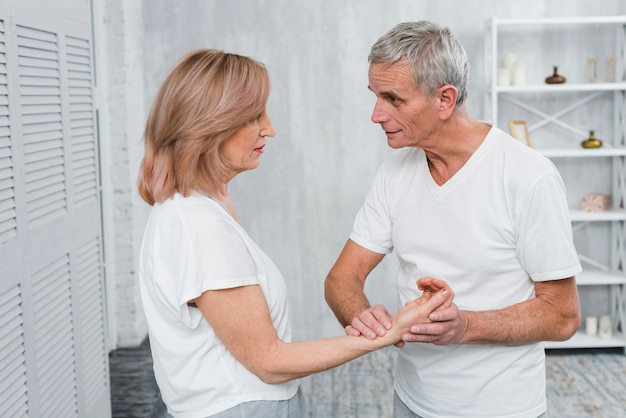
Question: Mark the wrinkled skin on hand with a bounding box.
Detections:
[345,277,455,347]
[402,276,463,345]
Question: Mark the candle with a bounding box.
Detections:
[585,316,598,336]
[513,65,526,86]
[497,68,510,86]
[503,53,517,71]
[599,315,612,339]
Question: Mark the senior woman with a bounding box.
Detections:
[137,49,452,418]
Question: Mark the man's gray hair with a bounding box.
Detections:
[368,21,469,108]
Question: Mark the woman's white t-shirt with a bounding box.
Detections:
[350,126,582,418]
[138,193,299,418]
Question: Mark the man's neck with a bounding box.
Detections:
[423,117,491,186]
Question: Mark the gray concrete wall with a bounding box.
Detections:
[99,0,626,346]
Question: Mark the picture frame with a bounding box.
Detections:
[509,120,532,146]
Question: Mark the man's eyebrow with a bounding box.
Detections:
[368,85,395,96]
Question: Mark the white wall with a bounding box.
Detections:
[101,0,626,346]
[96,0,147,348]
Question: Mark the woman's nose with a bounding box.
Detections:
[261,115,276,137]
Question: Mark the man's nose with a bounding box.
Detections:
[371,100,388,124]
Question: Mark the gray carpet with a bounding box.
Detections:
[109,339,626,417]
[109,338,165,418]
[545,348,626,417]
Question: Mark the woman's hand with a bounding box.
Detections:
[390,281,454,345]
[391,279,454,347]
[416,276,454,310]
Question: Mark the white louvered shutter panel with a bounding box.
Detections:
[18,25,66,228]
[67,35,98,209]
[0,19,15,244]
[0,1,110,417]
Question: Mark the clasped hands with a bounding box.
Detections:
[345,277,462,346]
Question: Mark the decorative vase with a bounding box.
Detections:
[581,130,603,149]
[545,66,566,84]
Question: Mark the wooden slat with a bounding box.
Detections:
[0,285,27,418]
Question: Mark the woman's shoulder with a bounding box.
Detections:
[160,193,225,214]
[153,193,236,234]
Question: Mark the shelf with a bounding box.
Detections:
[495,82,626,93]
[570,209,626,222]
[538,146,626,158]
[489,15,626,355]
[543,331,626,350]
[493,16,626,27]
[576,270,626,286]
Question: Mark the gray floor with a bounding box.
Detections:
[109,337,165,418]
[109,338,626,418]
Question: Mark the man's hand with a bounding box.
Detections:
[345,304,392,340]
[346,278,456,345]
[403,303,466,345]
[395,277,461,345]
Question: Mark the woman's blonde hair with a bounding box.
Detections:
[137,49,270,205]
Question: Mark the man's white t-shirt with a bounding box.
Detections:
[138,193,299,418]
[350,126,582,418]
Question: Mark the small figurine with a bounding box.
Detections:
[606,57,617,82]
[581,130,602,149]
[587,58,598,83]
[545,66,566,84]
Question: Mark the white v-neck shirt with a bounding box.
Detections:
[138,193,298,418]
[350,126,581,418]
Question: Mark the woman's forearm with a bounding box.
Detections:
[253,288,451,384]
[254,334,394,384]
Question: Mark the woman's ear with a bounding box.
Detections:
[436,85,458,120]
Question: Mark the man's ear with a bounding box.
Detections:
[436,85,458,120]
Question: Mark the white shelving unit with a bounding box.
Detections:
[486,16,626,353]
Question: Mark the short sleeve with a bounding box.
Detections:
[516,171,582,281]
[350,164,394,254]
[153,201,258,328]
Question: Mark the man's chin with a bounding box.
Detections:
[387,139,407,149]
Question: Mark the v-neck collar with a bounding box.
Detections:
[423,127,494,200]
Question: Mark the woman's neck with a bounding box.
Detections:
[211,187,239,223]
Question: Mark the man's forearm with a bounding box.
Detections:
[324,273,371,327]
[459,297,580,345]
[324,239,387,327]
[468,278,579,345]
[412,277,580,346]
